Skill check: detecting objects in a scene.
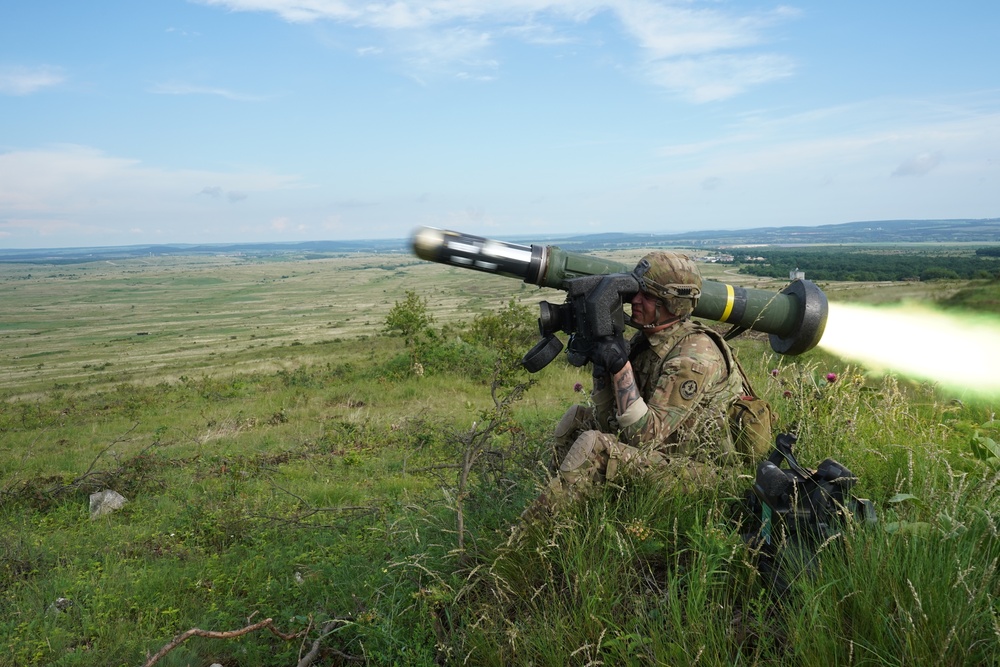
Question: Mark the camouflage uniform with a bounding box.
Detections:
[542,252,748,510]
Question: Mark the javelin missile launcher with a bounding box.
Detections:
[411,227,827,372]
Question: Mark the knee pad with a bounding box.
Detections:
[559,430,602,473]
[554,405,594,443]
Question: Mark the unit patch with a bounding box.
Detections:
[679,379,699,400]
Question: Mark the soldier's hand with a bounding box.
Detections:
[593,335,629,375]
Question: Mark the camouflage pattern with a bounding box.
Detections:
[536,427,722,514]
[542,319,747,510]
[634,250,702,318]
[551,404,596,468]
[609,319,744,458]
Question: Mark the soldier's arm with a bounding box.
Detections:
[616,335,728,448]
[610,363,641,416]
[591,371,617,431]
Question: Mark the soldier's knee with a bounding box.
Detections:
[552,405,595,468]
[558,430,606,485]
[554,405,594,443]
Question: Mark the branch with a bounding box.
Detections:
[74,422,141,483]
[296,619,364,667]
[142,618,304,667]
[259,479,380,527]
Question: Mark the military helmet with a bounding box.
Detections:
[632,251,702,318]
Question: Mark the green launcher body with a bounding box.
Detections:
[411,227,827,365]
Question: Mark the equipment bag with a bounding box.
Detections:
[742,433,877,593]
[690,324,778,460]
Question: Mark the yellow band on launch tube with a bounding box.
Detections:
[719,284,735,322]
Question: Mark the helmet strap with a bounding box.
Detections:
[641,301,681,331]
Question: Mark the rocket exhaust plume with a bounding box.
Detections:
[820,301,1000,396]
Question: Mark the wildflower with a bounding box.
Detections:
[783,390,793,398]
[573,382,584,393]
[770,369,779,377]
[624,518,651,541]
[826,372,838,383]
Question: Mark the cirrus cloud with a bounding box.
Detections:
[192,0,799,101]
[0,65,66,95]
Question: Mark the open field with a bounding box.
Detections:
[2,251,999,666]
[1,253,534,395]
[0,247,801,398]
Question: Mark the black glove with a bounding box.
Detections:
[593,335,629,375]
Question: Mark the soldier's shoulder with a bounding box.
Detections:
[669,325,728,363]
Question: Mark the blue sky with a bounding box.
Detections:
[1,1,998,249]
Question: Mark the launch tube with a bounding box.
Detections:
[411,226,827,355]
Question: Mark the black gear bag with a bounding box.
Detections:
[743,433,877,593]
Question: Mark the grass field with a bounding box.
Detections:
[2,249,998,666]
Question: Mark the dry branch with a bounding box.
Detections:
[296,619,364,666]
[141,617,304,667]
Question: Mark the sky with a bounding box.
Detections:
[1,1,998,249]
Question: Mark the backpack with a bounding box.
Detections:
[697,326,777,459]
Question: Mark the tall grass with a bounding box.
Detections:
[2,258,998,665]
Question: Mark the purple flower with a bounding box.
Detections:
[783,390,793,398]
[770,369,779,377]
[573,382,584,393]
[826,373,838,383]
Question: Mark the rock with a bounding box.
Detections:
[89,489,128,519]
[47,597,74,614]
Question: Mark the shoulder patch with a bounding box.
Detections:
[680,379,699,400]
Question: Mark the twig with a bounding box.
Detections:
[258,479,380,527]
[74,422,141,482]
[408,463,463,472]
[295,619,364,667]
[142,617,304,667]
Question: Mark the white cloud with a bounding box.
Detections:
[0,145,303,244]
[646,53,794,102]
[192,0,799,100]
[892,151,944,177]
[632,102,1000,228]
[199,186,224,198]
[150,82,267,101]
[0,65,66,95]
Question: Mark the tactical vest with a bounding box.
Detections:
[632,320,775,460]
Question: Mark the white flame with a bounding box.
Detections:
[820,302,1000,395]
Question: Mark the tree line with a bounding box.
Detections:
[734,248,1000,282]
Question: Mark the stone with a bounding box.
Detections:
[89,489,128,519]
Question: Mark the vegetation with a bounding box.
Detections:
[1,253,998,666]
[736,247,1000,282]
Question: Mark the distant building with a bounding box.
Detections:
[702,254,735,263]
[790,267,805,280]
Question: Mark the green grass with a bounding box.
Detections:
[1,254,999,666]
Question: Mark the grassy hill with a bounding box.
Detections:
[1,252,998,666]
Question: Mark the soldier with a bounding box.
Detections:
[540,250,752,509]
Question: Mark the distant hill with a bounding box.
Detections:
[2,218,998,264]
[0,238,408,265]
[527,218,1000,251]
